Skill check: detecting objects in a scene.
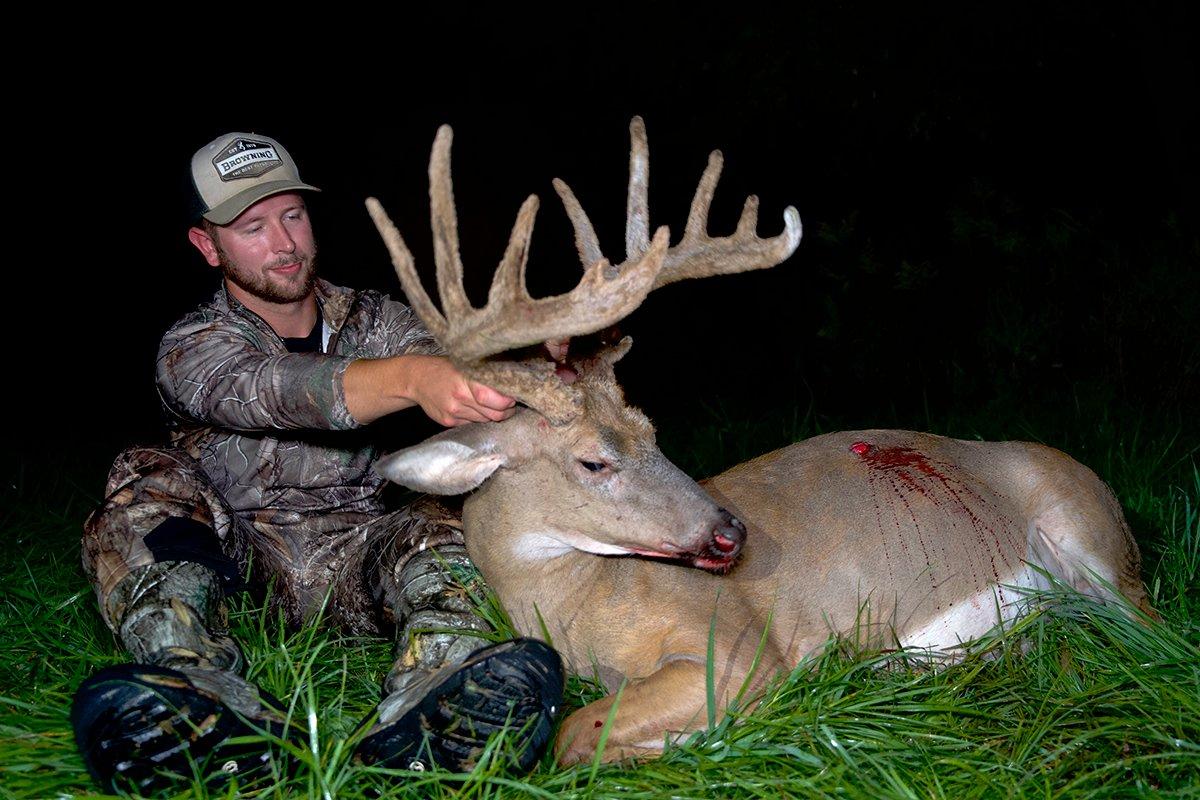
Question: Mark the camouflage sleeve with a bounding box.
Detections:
[156,322,359,431]
[354,292,446,359]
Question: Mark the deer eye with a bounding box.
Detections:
[579,460,606,473]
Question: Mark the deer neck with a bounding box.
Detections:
[463,470,611,569]
[461,467,631,624]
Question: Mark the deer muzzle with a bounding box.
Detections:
[691,509,746,573]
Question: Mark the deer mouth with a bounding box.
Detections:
[691,552,741,574]
[625,512,745,573]
[625,546,742,575]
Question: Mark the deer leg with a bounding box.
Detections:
[555,658,718,766]
[1028,499,1154,618]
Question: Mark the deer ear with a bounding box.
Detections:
[374,430,508,494]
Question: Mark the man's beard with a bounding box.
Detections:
[219,247,319,304]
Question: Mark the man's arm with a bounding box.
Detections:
[157,298,516,432]
[157,325,360,431]
[343,354,515,426]
[346,292,516,425]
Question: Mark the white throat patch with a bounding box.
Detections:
[512,529,633,561]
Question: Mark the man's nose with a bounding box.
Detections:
[267,221,296,253]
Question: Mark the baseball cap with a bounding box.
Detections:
[191,132,321,225]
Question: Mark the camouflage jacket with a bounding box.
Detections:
[156,279,441,539]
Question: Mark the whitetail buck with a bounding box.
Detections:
[366,118,1151,765]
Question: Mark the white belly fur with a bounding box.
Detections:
[899,564,1044,653]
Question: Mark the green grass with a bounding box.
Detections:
[1,396,1197,799]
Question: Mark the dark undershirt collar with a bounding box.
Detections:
[282,318,322,353]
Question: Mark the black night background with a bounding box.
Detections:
[33,5,1195,458]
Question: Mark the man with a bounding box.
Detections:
[71,132,564,794]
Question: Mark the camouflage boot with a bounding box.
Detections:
[72,561,297,794]
[354,544,564,773]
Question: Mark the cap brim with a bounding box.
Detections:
[203,180,322,225]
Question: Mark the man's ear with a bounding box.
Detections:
[188,226,222,268]
[374,425,509,494]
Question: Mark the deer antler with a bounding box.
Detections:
[553,116,802,287]
[366,125,671,425]
[368,119,801,425]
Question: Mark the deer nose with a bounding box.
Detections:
[711,509,746,554]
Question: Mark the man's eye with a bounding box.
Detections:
[579,460,606,473]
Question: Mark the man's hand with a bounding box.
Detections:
[406,356,517,427]
[344,355,516,426]
[544,338,577,385]
[544,338,570,363]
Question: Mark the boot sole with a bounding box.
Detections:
[355,638,564,773]
[71,663,289,794]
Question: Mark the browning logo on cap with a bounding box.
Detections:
[191,131,321,225]
[212,138,284,182]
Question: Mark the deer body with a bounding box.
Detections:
[442,425,1145,763]
[366,118,1149,765]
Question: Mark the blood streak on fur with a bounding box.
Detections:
[854,443,1008,600]
[854,443,978,589]
[880,453,954,572]
[886,471,941,608]
[856,443,940,608]
[857,444,946,480]
[859,443,898,583]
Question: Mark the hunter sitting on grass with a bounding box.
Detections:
[70,131,564,795]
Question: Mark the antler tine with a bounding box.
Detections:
[626,116,651,261]
[551,116,653,271]
[735,195,760,236]
[485,193,539,309]
[428,125,474,320]
[551,178,605,270]
[365,197,449,342]
[654,143,803,288]
[682,150,723,243]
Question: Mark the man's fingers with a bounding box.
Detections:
[450,383,518,425]
[423,367,518,427]
[469,382,517,412]
[545,338,570,362]
[480,405,517,422]
[443,405,491,426]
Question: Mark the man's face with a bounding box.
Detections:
[198,193,319,305]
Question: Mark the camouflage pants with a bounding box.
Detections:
[82,446,486,674]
